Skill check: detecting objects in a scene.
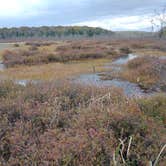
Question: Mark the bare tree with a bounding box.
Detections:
[151,6,166,38]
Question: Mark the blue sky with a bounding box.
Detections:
[0,0,165,31]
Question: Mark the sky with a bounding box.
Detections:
[0,0,165,31]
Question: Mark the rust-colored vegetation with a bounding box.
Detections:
[121,56,166,91]
[0,39,166,165]
[2,40,131,67]
[0,81,165,165]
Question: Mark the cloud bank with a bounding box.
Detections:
[0,0,165,31]
[75,15,152,31]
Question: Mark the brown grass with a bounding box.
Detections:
[0,42,25,60]
[0,81,165,165]
[0,40,166,166]
[120,56,166,90]
[2,39,166,69]
[2,40,132,67]
[56,40,131,61]
[0,59,110,80]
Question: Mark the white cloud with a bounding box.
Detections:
[0,0,164,30]
[74,15,153,31]
[0,0,42,17]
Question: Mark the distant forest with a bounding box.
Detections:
[0,26,113,40]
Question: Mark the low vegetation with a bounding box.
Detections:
[0,59,109,80]
[0,38,166,165]
[2,40,131,67]
[0,21,166,166]
[0,81,165,165]
[105,39,166,56]
[99,54,166,92]
[2,39,166,68]
[121,56,166,91]
[138,94,166,125]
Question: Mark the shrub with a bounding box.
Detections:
[0,78,165,165]
[120,47,132,54]
[138,94,166,124]
[2,40,133,67]
[13,43,19,47]
[0,81,18,98]
[29,46,38,51]
[120,56,166,90]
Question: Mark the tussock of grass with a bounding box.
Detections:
[120,56,166,91]
[138,94,166,125]
[0,81,165,165]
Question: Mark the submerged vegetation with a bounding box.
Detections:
[0,81,165,165]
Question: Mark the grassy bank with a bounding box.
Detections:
[0,59,110,80]
[99,55,166,92]
[0,81,165,165]
[120,56,166,91]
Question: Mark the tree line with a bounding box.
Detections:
[0,26,113,39]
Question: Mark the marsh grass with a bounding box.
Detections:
[138,94,166,125]
[0,42,25,60]
[119,56,166,91]
[0,59,111,80]
[0,39,166,165]
[0,81,165,165]
[2,40,131,67]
